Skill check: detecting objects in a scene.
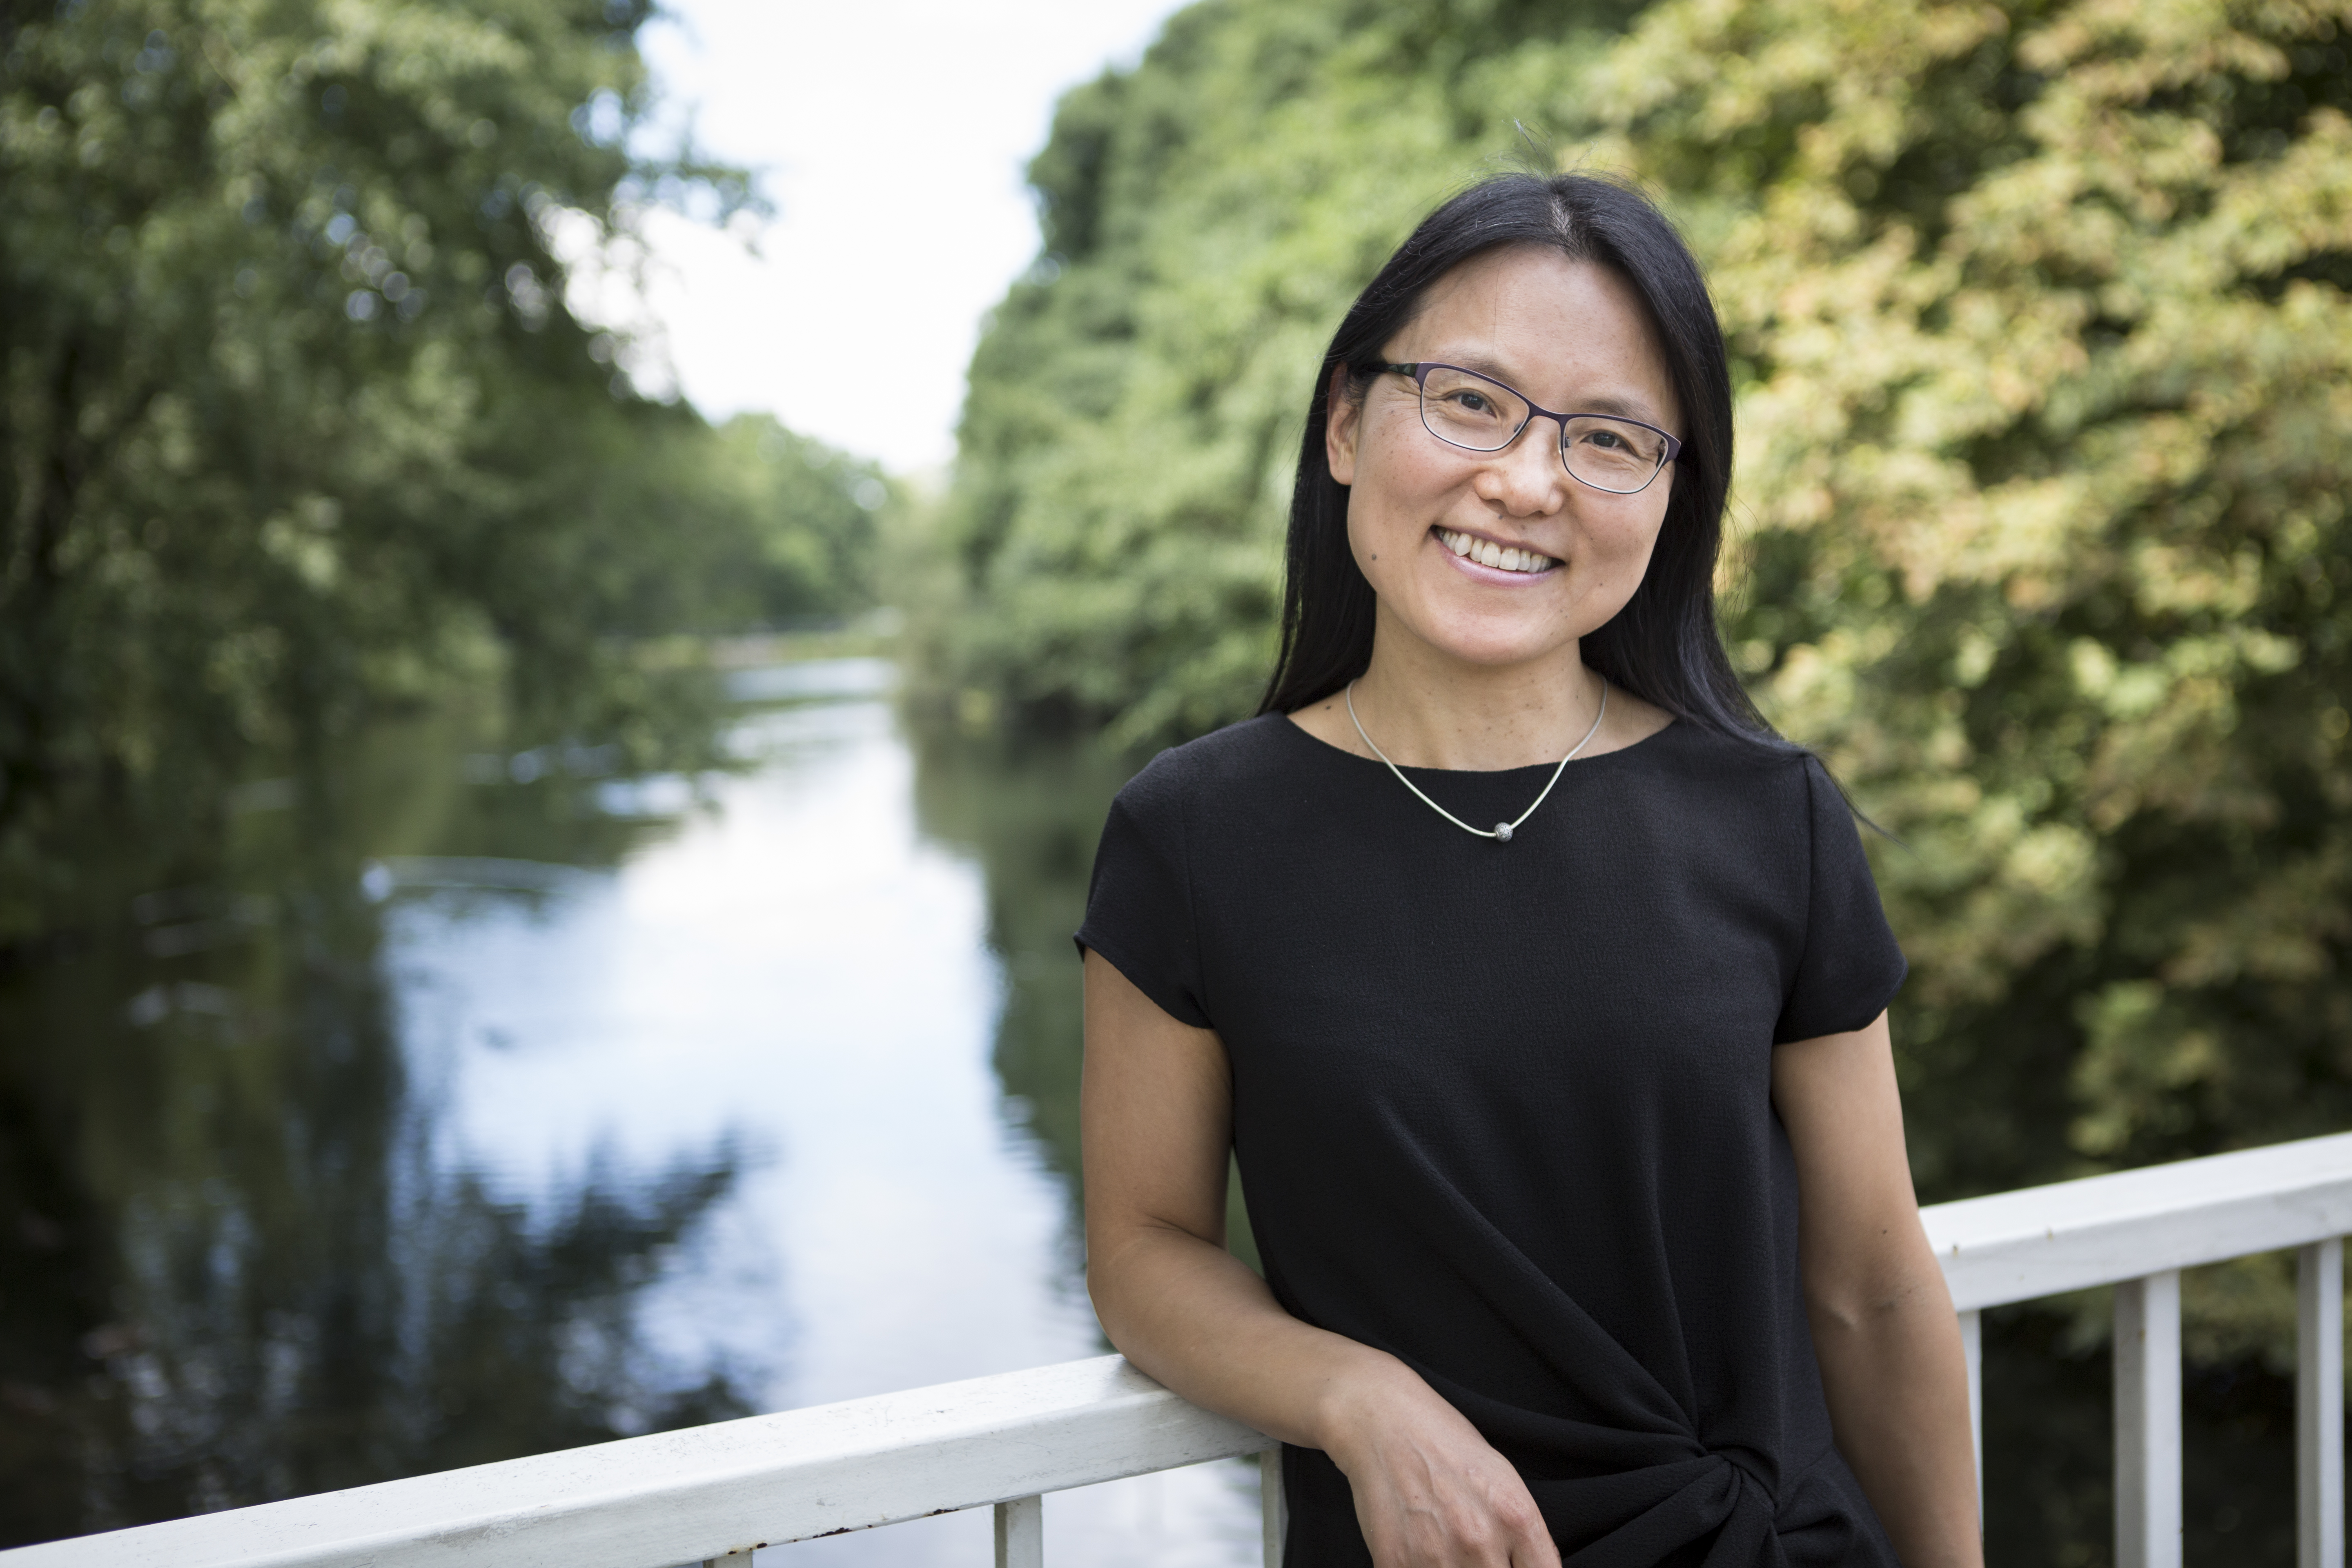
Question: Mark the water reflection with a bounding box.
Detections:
[383,672,1260,1566]
[3,659,2301,1567]
[0,657,1261,1563]
[0,711,752,1545]
[908,726,1260,1271]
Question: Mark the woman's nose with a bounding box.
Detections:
[1476,422,1567,515]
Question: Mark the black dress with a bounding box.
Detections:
[1076,714,1909,1568]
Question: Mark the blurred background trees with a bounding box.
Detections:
[926,0,2352,1304]
[1,0,869,1536]
[7,0,2350,1553]
[1584,0,2352,1361]
[923,0,2350,1544]
[0,0,883,937]
[929,0,1644,742]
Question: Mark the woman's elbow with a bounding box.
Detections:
[1804,1257,1952,1338]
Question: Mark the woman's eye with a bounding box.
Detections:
[1446,392,1495,416]
[1585,428,1627,451]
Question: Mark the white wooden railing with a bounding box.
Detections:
[7,1132,2350,1568]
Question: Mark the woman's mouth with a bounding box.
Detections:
[1434,526,1558,575]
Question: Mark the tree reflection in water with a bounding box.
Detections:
[0,719,755,1548]
[909,725,1259,1280]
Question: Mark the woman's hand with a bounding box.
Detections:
[1323,1363,1562,1567]
[1082,949,1556,1566]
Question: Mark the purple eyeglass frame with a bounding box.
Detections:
[1382,361,1682,495]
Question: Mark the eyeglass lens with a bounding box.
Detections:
[1415,366,1668,494]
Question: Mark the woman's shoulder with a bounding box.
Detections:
[1096,714,1310,873]
[1622,716,1832,813]
[1117,712,1307,811]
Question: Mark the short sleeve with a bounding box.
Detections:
[1075,752,1212,1030]
[1773,757,1907,1044]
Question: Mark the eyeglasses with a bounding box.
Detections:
[1382,362,1682,496]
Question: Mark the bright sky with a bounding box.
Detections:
[597,0,1193,475]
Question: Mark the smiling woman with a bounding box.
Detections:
[1075,174,1983,1568]
[1320,249,1680,724]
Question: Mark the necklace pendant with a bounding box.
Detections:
[1342,677,1607,847]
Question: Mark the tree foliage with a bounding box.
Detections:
[1579,0,2352,1353]
[0,0,880,935]
[931,0,1640,742]
[933,0,2352,1367]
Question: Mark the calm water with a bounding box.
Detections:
[0,658,1257,1564]
[0,657,2304,1565]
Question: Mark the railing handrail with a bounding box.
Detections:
[10,1130,2352,1568]
[1923,1129,2352,1310]
[0,1358,1268,1568]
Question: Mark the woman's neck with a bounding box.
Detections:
[1329,633,1606,771]
[1286,606,1678,770]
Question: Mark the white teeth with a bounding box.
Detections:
[1437,528,1552,573]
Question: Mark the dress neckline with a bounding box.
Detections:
[1275,706,1680,777]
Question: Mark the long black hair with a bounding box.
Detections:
[1256,172,1782,748]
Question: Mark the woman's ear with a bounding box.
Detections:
[1325,365,1362,486]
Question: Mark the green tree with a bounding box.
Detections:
[1581,0,2352,1307]
[1576,8,2351,1542]
[935,0,2351,1261]
[930,0,2352,1539]
[676,413,887,628]
[0,0,875,938]
[924,0,1641,744]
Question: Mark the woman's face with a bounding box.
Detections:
[1326,246,1682,676]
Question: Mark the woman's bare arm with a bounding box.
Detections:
[1772,1011,1982,1568]
[1082,949,1560,1567]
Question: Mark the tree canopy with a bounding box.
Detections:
[930,0,1642,741]
[1586,0,2352,1318]
[0,0,882,935]
[931,0,2352,1374]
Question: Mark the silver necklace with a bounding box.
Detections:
[1343,677,1609,844]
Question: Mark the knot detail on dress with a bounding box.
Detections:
[1559,1446,1786,1568]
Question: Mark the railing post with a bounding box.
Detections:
[1958,1307,1982,1525]
[2114,1271,2182,1568]
[2299,1238,2344,1568]
[1261,1447,1287,1568]
[993,1494,1042,1568]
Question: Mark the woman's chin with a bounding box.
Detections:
[1368,554,1623,673]
[1399,618,1587,673]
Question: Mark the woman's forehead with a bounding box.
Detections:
[1394,247,1679,422]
